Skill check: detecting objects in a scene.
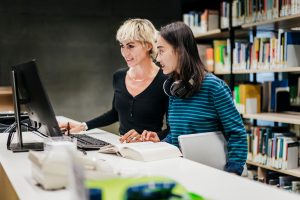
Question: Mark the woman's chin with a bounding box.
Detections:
[127,63,136,68]
[161,67,171,74]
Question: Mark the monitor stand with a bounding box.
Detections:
[10,142,44,152]
[9,70,44,153]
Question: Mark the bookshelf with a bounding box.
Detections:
[0,87,13,112]
[194,28,248,41]
[213,67,300,75]
[242,13,300,30]
[194,29,223,39]
[233,67,300,74]
[247,160,300,178]
[0,87,12,95]
[186,0,300,190]
[243,113,300,125]
[214,70,231,75]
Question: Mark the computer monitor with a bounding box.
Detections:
[9,60,62,152]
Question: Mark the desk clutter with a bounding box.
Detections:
[28,139,116,190]
[27,137,205,200]
[86,177,205,200]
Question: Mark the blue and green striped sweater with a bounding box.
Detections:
[163,73,247,175]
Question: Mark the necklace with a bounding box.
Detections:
[127,67,157,82]
[128,74,146,82]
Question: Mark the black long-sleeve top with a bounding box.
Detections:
[85,68,169,139]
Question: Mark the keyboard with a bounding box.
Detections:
[70,134,110,150]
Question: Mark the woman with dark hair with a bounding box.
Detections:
[121,21,247,175]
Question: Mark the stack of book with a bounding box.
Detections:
[232,31,300,71]
[183,9,219,35]
[247,126,299,170]
[232,0,300,25]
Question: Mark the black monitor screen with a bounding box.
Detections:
[12,60,62,137]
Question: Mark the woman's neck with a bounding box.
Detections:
[128,59,158,81]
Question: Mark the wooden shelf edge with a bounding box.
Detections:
[214,71,231,75]
[233,67,300,74]
[242,13,300,29]
[243,113,300,125]
[0,87,12,95]
[246,160,300,178]
[0,92,12,95]
[194,29,222,39]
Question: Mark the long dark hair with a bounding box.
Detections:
[159,21,207,97]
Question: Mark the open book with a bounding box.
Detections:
[98,142,182,162]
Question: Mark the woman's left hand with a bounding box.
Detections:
[119,129,142,143]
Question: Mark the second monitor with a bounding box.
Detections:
[10,60,62,152]
[10,60,110,152]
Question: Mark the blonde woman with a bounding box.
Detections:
[60,19,169,141]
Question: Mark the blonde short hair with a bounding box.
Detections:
[116,18,157,59]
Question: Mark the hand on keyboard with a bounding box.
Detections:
[59,121,84,134]
[70,134,110,150]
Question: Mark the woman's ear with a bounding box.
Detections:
[145,42,153,52]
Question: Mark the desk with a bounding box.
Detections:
[0,118,299,200]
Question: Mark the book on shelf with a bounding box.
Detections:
[261,80,290,112]
[232,0,246,26]
[236,83,261,114]
[220,1,230,29]
[206,48,214,72]
[281,138,299,170]
[213,39,230,73]
[232,40,249,71]
[247,126,299,170]
[270,80,289,112]
[262,81,271,112]
[226,29,300,72]
[275,87,290,112]
[232,0,300,25]
[201,9,219,32]
[279,175,299,188]
[183,11,202,34]
[183,9,220,35]
[197,44,214,72]
[98,142,182,162]
[284,31,300,68]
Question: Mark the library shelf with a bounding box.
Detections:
[0,87,13,112]
[214,70,231,75]
[0,105,13,112]
[232,67,300,74]
[194,29,222,40]
[243,113,300,125]
[194,28,248,41]
[246,160,300,178]
[242,13,300,30]
[0,87,12,95]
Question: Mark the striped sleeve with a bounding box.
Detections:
[213,80,248,175]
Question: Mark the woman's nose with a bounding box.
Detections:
[156,54,160,62]
[121,48,129,57]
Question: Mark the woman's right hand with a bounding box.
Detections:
[141,130,160,142]
[58,122,85,134]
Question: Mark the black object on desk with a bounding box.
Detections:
[70,134,110,150]
[8,60,62,152]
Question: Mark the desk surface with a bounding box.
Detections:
[0,117,299,200]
